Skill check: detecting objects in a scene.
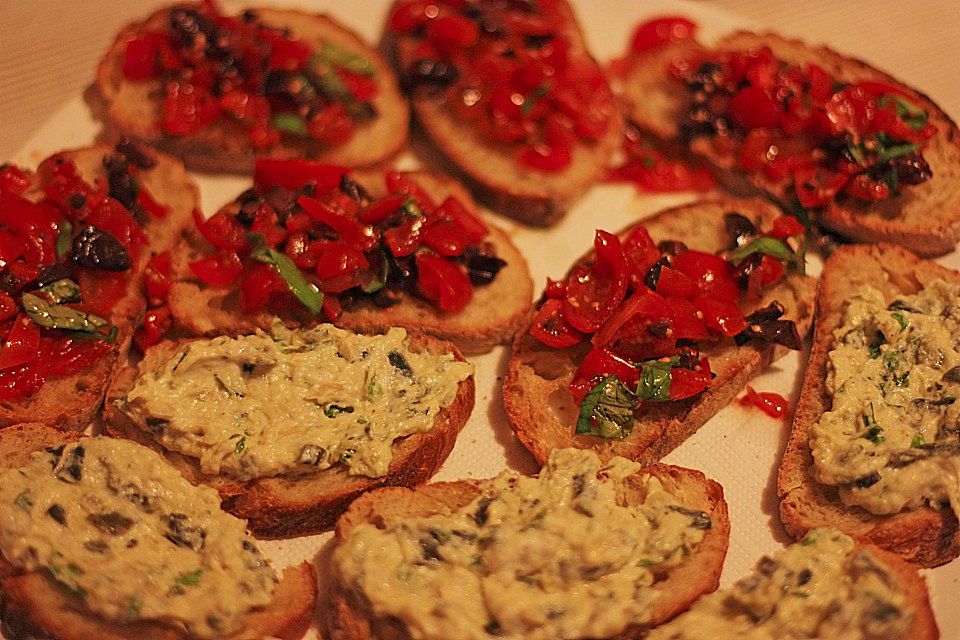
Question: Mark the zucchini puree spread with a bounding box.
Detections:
[646,528,912,640]
[0,437,276,638]
[333,448,711,640]
[123,323,472,480]
[811,280,960,517]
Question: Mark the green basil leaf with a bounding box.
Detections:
[36,278,81,304]
[318,42,375,76]
[270,113,308,137]
[55,221,73,260]
[877,142,919,162]
[575,375,636,439]
[234,436,246,454]
[636,360,672,401]
[175,569,204,586]
[891,311,908,331]
[21,292,110,334]
[727,237,803,269]
[894,97,928,131]
[250,246,324,315]
[401,197,424,218]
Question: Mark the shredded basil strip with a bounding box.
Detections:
[55,221,73,260]
[891,310,908,331]
[175,569,204,586]
[727,236,803,269]
[270,113,308,136]
[636,360,673,401]
[250,246,324,315]
[893,97,928,130]
[575,375,636,439]
[318,42,375,76]
[877,142,919,162]
[21,292,110,334]
[401,197,424,218]
[37,278,81,304]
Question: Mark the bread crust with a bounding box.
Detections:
[167,170,533,355]
[321,462,730,640]
[0,423,317,640]
[778,243,960,567]
[104,331,476,538]
[618,30,960,257]
[384,0,621,226]
[0,145,197,432]
[503,198,817,465]
[90,4,409,173]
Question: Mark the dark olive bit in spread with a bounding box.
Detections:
[723,211,757,248]
[71,225,132,271]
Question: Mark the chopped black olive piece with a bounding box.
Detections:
[463,251,507,286]
[55,445,85,483]
[388,351,415,377]
[71,225,132,272]
[83,540,109,554]
[724,212,757,248]
[757,556,779,576]
[46,504,67,525]
[647,319,672,339]
[484,619,504,636]
[887,299,917,312]
[145,417,170,434]
[419,536,442,561]
[656,240,688,256]
[942,366,960,382]
[734,302,801,350]
[115,136,155,169]
[854,471,882,488]
[473,496,493,526]
[339,174,372,205]
[408,58,460,89]
[103,154,140,210]
[644,256,669,291]
[797,568,812,585]
[88,511,135,535]
[572,474,586,497]
[668,505,712,529]
[891,152,932,185]
[164,513,207,550]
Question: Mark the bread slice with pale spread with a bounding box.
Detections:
[383,0,620,225]
[322,447,729,640]
[105,326,476,538]
[0,422,316,640]
[0,142,196,432]
[779,243,960,567]
[90,4,409,173]
[167,170,532,355]
[504,198,816,466]
[617,29,960,257]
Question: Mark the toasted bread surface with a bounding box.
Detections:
[0,145,196,432]
[385,0,621,225]
[167,170,532,355]
[92,5,408,173]
[503,198,816,465]
[618,31,960,257]
[0,423,317,640]
[322,461,730,640]
[104,330,476,538]
[779,243,960,567]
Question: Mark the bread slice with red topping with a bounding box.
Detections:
[779,243,960,567]
[104,330,476,538]
[0,142,196,431]
[616,28,960,257]
[166,167,532,355]
[383,0,621,226]
[0,422,316,640]
[90,3,409,173]
[503,198,816,465]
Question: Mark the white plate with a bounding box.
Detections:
[7,1,960,638]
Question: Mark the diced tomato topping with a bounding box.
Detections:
[629,17,697,53]
[415,252,472,312]
[253,159,348,192]
[0,165,32,196]
[769,215,805,239]
[570,346,639,403]
[740,386,789,418]
[668,359,712,400]
[562,231,630,333]
[0,314,41,370]
[161,81,221,135]
[671,250,740,301]
[240,262,287,313]
[189,251,243,287]
[529,298,584,349]
[144,252,172,304]
[134,306,173,351]
[195,210,249,252]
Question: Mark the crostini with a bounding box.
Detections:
[383,0,620,225]
[0,422,316,640]
[0,140,196,431]
[780,244,960,567]
[646,528,939,639]
[616,21,960,256]
[106,323,476,537]
[91,2,409,173]
[164,159,532,354]
[323,447,729,640]
[504,198,816,465]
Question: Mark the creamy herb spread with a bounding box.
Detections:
[647,528,912,640]
[811,281,960,517]
[122,323,472,480]
[333,448,710,640]
[0,437,276,638]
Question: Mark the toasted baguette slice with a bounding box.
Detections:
[645,528,939,639]
[779,244,960,567]
[167,171,533,354]
[384,0,621,226]
[91,5,408,173]
[104,330,475,538]
[0,144,196,432]
[0,423,316,640]
[503,198,817,465]
[618,31,960,257]
[322,457,730,640]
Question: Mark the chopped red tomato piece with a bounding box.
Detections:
[189,251,243,287]
[530,298,584,349]
[0,314,40,370]
[629,17,697,53]
[253,159,348,192]
[416,252,472,312]
[562,231,629,333]
[668,359,712,400]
